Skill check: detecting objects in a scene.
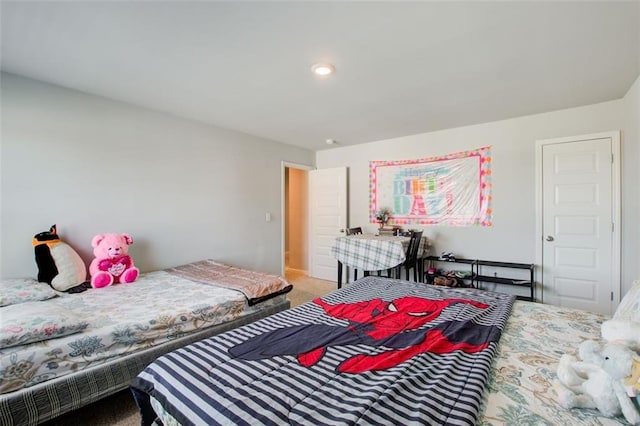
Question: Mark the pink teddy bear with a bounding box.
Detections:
[89,233,139,288]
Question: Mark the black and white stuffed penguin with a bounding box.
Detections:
[33,224,88,292]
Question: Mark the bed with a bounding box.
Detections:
[0,260,292,426]
[131,275,623,426]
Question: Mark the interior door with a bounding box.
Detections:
[539,133,619,314]
[308,167,347,281]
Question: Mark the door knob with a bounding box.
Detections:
[340,229,345,233]
[546,235,554,242]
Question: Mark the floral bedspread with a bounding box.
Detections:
[0,271,281,395]
[479,300,624,425]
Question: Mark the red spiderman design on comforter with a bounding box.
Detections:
[229,296,501,373]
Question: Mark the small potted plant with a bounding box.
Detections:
[375,208,392,230]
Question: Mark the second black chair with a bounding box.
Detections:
[346,227,362,236]
[398,230,423,282]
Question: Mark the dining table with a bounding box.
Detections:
[331,234,429,288]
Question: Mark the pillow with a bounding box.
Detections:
[0,301,89,349]
[613,279,640,321]
[601,280,640,349]
[0,278,58,307]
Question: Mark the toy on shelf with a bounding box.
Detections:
[440,252,456,262]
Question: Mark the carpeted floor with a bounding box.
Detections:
[41,271,335,426]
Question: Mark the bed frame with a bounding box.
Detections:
[0,299,290,426]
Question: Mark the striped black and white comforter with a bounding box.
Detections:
[132,276,515,426]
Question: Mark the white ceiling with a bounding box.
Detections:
[2,1,639,151]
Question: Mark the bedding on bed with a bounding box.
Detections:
[0,270,286,396]
[480,300,618,425]
[164,259,292,305]
[132,276,515,426]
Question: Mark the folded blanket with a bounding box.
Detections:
[165,260,292,306]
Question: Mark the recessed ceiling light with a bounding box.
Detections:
[311,63,335,77]
[326,139,337,145]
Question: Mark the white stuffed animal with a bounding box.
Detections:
[556,341,640,425]
[556,340,609,391]
[578,339,604,364]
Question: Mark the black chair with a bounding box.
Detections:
[345,227,363,280]
[397,230,423,282]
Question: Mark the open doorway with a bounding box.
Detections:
[282,163,312,281]
[283,163,337,303]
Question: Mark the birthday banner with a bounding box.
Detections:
[369,146,493,227]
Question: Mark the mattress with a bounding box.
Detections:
[0,266,291,426]
[136,276,623,425]
[1,270,286,396]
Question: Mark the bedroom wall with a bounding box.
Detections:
[316,98,640,295]
[0,72,315,278]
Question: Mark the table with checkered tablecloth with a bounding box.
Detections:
[331,234,429,288]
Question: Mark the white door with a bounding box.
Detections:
[537,132,620,314]
[308,167,347,281]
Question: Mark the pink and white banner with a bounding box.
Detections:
[369,146,493,227]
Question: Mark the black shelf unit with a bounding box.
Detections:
[424,256,476,288]
[425,256,476,267]
[424,256,535,302]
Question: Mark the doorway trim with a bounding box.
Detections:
[281,161,314,276]
[534,130,621,306]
